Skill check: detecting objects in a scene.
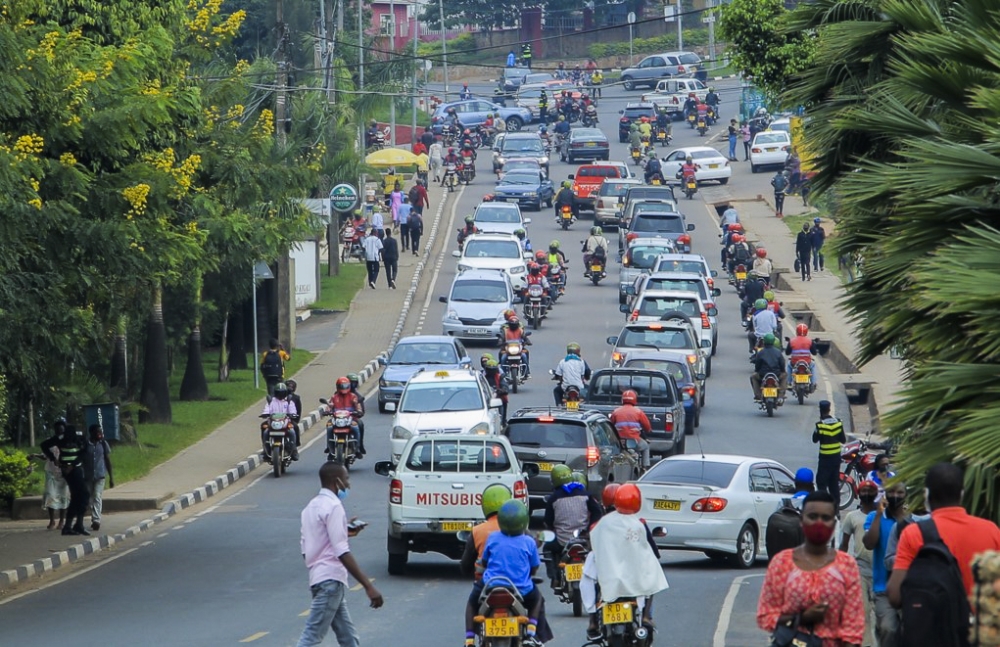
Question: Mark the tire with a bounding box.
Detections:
[751,164,758,174]
[378,401,387,413]
[685,412,695,436]
[699,386,706,408]
[719,177,729,185]
[506,116,523,131]
[532,314,541,330]
[711,337,718,356]
[572,589,583,617]
[839,474,857,511]
[705,357,712,378]
[674,433,685,455]
[387,551,408,575]
[730,522,758,569]
[568,156,575,164]
[622,77,636,91]
[341,245,349,263]
[591,274,601,285]
[272,447,281,478]
[511,372,519,394]
[546,197,553,208]
[797,388,805,405]
[765,400,774,417]
[335,443,345,466]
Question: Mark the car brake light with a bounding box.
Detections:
[781,145,789,151]
[683,385,697,398]
[586,446,600,467]
[692,497,727,512]
[538,416,555,422]
[648,324,662,330]
[664,412,673,432]
[677,65,685,74]
[626,232,639,242]
[620,117,628,123]
[567,544,587,561]
[701,312,711,329]
[513,480,528,501]
[390,478,402,504]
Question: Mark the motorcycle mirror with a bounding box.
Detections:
[319,398,328,404]
[521,462,540,478]
[537,530,556,543]
[438,296,448,303]
[373,461,394,477]
[456,530,472,543]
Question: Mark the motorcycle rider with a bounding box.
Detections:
[460,484,512,577]
[740,274,767,321]
[750,333,787,401]
[543,465,603,579]
[552,114,570,142]
[628,123,643,157]
[482,357,508,422]
[749,298,779,352]
[785,323,818,388]
[498,316,531,377]
[609,390,652,470]
[705,87,720,114]
[459,82,472,100]
[346,373,367,456]
[260,382,299,461]
[655,107,672,142]
[695,98,709,125]
[554,180,576,219]
[442,147,461,187]
[365,119,380,149]
[583,100,598,126]
[581,226,609,278]
[325,376,363,458]
[285,378,303,450]
[457,214,478,248]
[514,227,532,253]
[547,240,568,269]
[643,150,663,184]
[637,116,652,143]
[676,154,698,185]
[726,232,753,275]
[552,342,591,406]
[683,92,698,121]
[763,290,786,330]
[751,247,773,284]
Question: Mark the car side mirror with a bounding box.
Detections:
[713,288,722,297]
[385,402,397,412]
[319,398,329,405]
[619,110,624,115]
[710,269,719,277]
[568,174,575,180]
[374,461,394,477]
[607,336,619,345]
[489,397,503,409]
[451,250,461,258]
[695,373,706,381]
[686,223,696,231]
[438,296,448,303]
[707,306,718,317]
[625,286,636,296]
[619,304,629,313]
[700,339,712,348]
[524,218,532,224]
[378,357,387,366]
[521,462,540,478]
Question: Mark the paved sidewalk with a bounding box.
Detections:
[700,184,905,436]
[1,182,453,588]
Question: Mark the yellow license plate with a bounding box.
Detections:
[537,462,555,472]
[736,272,747,280]
[441,521,473,532]
[652,179,661,185]
[794,374,810,384]
[709,164,719,169]
[763,387,778,398]
[586,142,597,147]
[653,500,681,511]
[603,602,633,625]
[484,617,519,637]
[566,400,580,410]
[562,213,573,219]
[564,563,584,581]
[766,147,777,152]
[591,264,602,272]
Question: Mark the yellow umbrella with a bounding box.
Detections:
[365,147,419,167]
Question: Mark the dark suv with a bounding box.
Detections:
[505,407,639,510]
[618,211,695,256]
[618,102,657,142]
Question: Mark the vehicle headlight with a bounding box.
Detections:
[381,379,405,388]
[469,422,491,435]
[511,265,526,274]
[524,191,537,197]
[457,263,472,272]
[445,309,460,321]
[392,426,412,440]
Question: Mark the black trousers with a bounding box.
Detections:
[816,456,841,509]
[774,191,785,214]
[384,258,398,285]
[64,466,90,530]
[410,229,421,252]
[366,260,380,284]
[399,223,410,249]
[798,251,812,280]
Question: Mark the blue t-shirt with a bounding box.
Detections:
[864,511,896,592]
[481,532,540,596]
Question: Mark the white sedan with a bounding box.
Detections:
[749,131,791,173]
[660,147,732,185]
[635,454,797,568]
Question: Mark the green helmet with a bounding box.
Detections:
[763,290,775,301]
[773,336,783,348]
[648,149,657,158]
[497,499,529,536]
[514,228,526,238]
[549,240,560,249]
[551,464,573,487]
[481,352,495,363]
[465,215,475,224]
[566,342,581,356]
[591,226,602,236]
[562,180,572,189]
[754,298,767,310]
[571,471,588,487]
[481,484,512,518]
[763,333,776,346]
[485,358,499,368]
[346,373,360,387]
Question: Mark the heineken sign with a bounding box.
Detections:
[329,183,359,213]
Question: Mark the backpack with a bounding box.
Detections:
[772,174,788,193]
[765,499,804,558]
[260,350,283,380]
[899,520,971,647]
[733,243,751,262]
[408,186,420,204]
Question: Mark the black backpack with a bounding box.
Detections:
[765,500,804,559]
[733,243,751,262]
[899,520,971,647]
[260,350,283,380]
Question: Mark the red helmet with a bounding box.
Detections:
[336,376,351,391]
[796,323,809,337]
[731,234,744,243]
[756,248,767,259]
[621,389,638,405]
[483,194,495,202]
[503,309,517,321]
[729,223,744,232]
[602,483,621,508]
[614,484,641,515]
[858,479,878,493]
[535,250,546,261]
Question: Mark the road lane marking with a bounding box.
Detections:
[713,572,764,647]
[349,577,375,592]
[416,185,466,335]
[239,632,268,642]
[0,547,143,606]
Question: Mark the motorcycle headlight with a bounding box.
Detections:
[511,265,526,274]
[391,426,412,440]
[469,422,491,435]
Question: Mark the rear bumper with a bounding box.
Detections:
[650,517,744,554]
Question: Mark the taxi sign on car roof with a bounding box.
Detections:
[434,370,450,378]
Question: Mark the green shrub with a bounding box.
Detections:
[417,33,478,58]
[0,448,33,504]
[589,29,710,60]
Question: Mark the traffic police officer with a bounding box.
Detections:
[812,400,845,509]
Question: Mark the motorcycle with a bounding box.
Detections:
[458,160,475,185]
[582,109,599,128]
[587,251,607,286]
[839,436,894,510]
[444,162,458,192]
[630,147,642,165]
[697,116,708,136]
[733,263,748,297]
[595,598,654,647]
[655,127,670,147]
[319,399,360,468]
[551,370,584,411]
[261,413,295,478]
[524,283,545,330]
[548,263,566,301]
[758,372,783,417]
[558,204,575,230]
[550,534,589,617]
[687,112,696,129]
[646,171,664,186]
[682,175,698,199]
[340,225,366,263]
[789,358,816,405]
[501,338,529,393]
[472,577,534,647]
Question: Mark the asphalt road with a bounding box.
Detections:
[0,78,837,647]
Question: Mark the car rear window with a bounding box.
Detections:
[690,150,722,160]
[628,245,675,269]
[641,460,738,487]
[588,373,675,406]
[405,439,512,473]
[507,421,588,449]
[390,343,458,365]
[578,167,620,178]
[637,296,699,318]
[625,188,676,203]
[633,201,677,216]
[634,215,684,233]
[645,278,706,298]
[678,53,701,66]
[619,327,695,350]
[654,259,706,275]
[623,107,654,119]
[600,181,637,196]
[451,279,509,303]
[624,359,690,384]
[475,206,522,223]
[464,240,521,258]
[754,133,788,145]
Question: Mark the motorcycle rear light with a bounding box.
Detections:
[764,377,778,387]
[736,264,747,272]
[691,497,727,512]
[513,480,528,501]
[486,590,516,609]
[664,412,673,432]
[390,479,403,505]
[701,313,711,329]
[568,545,587,561]
[586,446,600,467]
[620,117,629,123]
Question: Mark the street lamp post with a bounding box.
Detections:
[251,261,274,390]
[439,0,448,97]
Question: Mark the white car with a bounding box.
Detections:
[636,454,797,568]
[385,368,505,463]
[452,233,529,289]
[749,131,791,173]
[622,289,717,371]
[652,253,719,294]
[374,433,535,574]
[768,118,791,134]
[472,202,530,237]
[660,146,732,184]
[626,272,721,346]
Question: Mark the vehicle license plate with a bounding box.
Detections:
[469,328,491,335]
[484,617,518,637]
[763,387,778,398]
[603,602,633,624]
[566,400,580,411]
[586,142,597,147]
[735,272,747,280]
[564,563,584,581]
[562,212,573,219]
[794,374,810,384]
[653,500,681,511]
[441,521,473,532]
[537,462,555,472]
[591,264,603,272]
[766,147,777,152]
[709,164,719,169]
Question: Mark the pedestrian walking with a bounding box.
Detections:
[839,480,878,647]
[396,197,412,252]
[812,400,844,509]
[408,180,429,217]
[296,463,383,647]
[727,119,739,161]
[863,481,911,647]
[429,141,443,182]
[796,223,813,281]
[757,491,865,646]
[363,228,383,289]
[810,217,826,271]
[259,338,290,396]
[382,228,399,289]
[85,424,114,531]
[506,49,516,67]
[741,122,752,160]
[772,170,788,217]
[408,210,423,255]
[34,419,69,530]
[389,183,404,224]
[420,127,434,150]
[370,209,385,239]
[42,423,91,536]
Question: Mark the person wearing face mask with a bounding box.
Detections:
[758,491,865,647]
[297,463,383,647]
[839,480,878,647]
[863,482,909,647]
[868,453,895,494]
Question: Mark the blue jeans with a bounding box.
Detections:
[297,580,359,647]
[728,134,737,159]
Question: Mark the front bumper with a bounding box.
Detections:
[442,321,504,342]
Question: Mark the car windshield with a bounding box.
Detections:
[390,343,458,365]
[500,173,540,187]
[405,439,512,473]
[525,74,553,84]
[678,53,701,65]
[574,130,605,141]
[655,259,706,275]
[641,460,738,488]
[619,327,694,350]
[637,296,699,318]
[505,161,539,173]
[755,133,788,145]
[770,122,791,133]
[507,421,587,448]
[634,215,684,233]
[600,182,637,196]
[646,279,705,298]
[623,108,653,119]
[464,240,521,258]
[399,382,484,413]
[690,150,722,160]
[502,138,544,154]
[505,69,529,80]
[628,246,675,269]
[450,279,510,302]
[624,359,690,383]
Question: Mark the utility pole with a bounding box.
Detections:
[276,0,294,352]
[439,0,448,97]
[411,11,418,144]
[358,0,365,157]
[677,0,683,50]
[389,0,396,147]
[707,0,717,63]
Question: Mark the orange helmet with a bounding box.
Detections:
[796,323,809,337]
[622,389,638,405]
[729,223,744,232]
[336,376,351,391]
[535,250,547,262]
[602,483,622,508]
[614,483,641,514]
[503,309,517,321]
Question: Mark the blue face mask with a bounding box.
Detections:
[337,488,350,501]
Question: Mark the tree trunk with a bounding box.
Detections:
[217,311,231,383]
[229,308,248,370]
[110,315,128,394]
[180,277,210,400]
[139,285,172,423]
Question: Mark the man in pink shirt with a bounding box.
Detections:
[297,463,383,646]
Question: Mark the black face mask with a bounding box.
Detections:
[886,496,906,509]
[859,494,876,505]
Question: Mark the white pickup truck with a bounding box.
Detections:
[374,433,538,575]
[641,78,709,113]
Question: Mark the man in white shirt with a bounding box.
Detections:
[297,463,382,647]
[370,209,385,239]
[362,229,383,289]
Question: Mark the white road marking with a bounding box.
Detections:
[713,572,764,647]
[415,185,466,335]
[0,547,143,606]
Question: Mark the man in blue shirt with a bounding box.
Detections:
[863,481,908,647]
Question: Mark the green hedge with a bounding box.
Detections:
[589,29,710,60]
[417,33,479,58]
[0,448,32,505]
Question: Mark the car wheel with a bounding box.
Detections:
[387,551,408,575]
[685,410,695,435]
[622,77,635,91]
[699,385,706,409]
[507,116,523,131]
[751,164,758,174]
[719,177,729,185]
[711,335,718,356]
[705,357,712,378]
[674,433,686,455]
[378,400,388,414]
[730,522,758,569]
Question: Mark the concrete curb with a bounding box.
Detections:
[1,193,454,590]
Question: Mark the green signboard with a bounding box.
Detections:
[329,183,359,213]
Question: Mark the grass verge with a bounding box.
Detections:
[312,263,366,311]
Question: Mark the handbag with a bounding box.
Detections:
[770,614,822,647]
[794,258,801,273]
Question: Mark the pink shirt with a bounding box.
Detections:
[300,489,351,586]
[261,398,297,416]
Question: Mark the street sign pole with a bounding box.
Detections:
[627,12,636,66]
[677,0,683,50]
[251,261,275,390]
